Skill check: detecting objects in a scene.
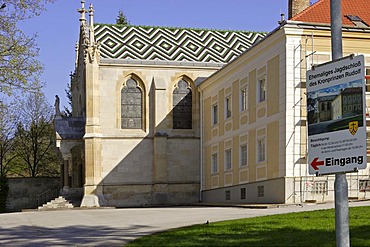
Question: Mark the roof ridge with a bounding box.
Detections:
[93,23,266,63]
[94,23,266,34]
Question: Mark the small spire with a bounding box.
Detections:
[78,0,88,22]
[89,3,94,19]
[75,41,79,68]
[89,3,95,44]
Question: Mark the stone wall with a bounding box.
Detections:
[6,177,60,212]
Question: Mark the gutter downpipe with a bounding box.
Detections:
[199,89,203,202]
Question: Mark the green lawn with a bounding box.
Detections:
[127,206,370,247]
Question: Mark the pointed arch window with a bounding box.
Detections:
[121,78,142,129]
[173,79,192,129]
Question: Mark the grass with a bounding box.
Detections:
[126,206,370,247]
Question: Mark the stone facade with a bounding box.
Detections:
[54,1,264,207]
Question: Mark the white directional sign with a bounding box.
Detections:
[307,55,367,175]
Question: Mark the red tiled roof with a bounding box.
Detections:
[291,0,370,27]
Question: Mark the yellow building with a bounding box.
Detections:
[198,0,370,204]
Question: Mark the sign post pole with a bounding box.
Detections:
[331,0,350,246]
[335,173,349,246]
[307,2,366,246]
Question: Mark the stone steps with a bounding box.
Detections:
[38,196,74,210]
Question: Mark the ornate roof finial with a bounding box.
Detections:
[89,3,95,44]
[75,41,79,68]
[78,0,88,22]
[89,3,94,19]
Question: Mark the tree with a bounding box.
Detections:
[0,100,18,213]
[0,0,55,96]
[116,9,129,25]
[0,101,19,177]
[14,92,59,177]
[0,175,8,213]
[62,82,72,117]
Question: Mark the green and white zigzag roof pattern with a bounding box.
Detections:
[94,25,266,63]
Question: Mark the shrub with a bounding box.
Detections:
[0,176,9,213]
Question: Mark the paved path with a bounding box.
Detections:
[0,201,369,246]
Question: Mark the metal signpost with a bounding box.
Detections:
[306,1,367,246]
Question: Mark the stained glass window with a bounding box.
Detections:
[173,79,192,129]
[121,78,142,129]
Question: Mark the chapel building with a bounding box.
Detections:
[55,0,265,207]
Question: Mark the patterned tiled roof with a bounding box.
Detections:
[291,0,370,27]
[94,25,265,63]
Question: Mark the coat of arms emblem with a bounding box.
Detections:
[349,121,358,135]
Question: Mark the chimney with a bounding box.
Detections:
[288,0,310,19]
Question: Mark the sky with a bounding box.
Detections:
[19,0,296,109]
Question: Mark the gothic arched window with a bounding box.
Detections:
[121,78,142,129]
[173,79,192,129]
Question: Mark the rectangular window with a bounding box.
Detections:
[241,87,248,111]
[359,180,370,192]
[212,104,218,125]
[225,149,232,170]
[258,78,266,103]
[257,137,266,162]
[366,68,370,92]
[240,144,248,166]
[225,190,231,200]
[211,153,218,174]
[311,181,328,195]
[240,188,246,200]
[257,186,264,197]
[225,96,231,118]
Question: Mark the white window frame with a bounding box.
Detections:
[211,153,218,174]
[366,68,370,93]
[225,96,231,118]
[212,104,218,125]
[240,187,247,200]
[225,190,231,200]
[240,144,248,167]
[257,185,264,197]
[225,149,232,170]
[257,137,266,163]
[240,87,248,111]
[258,77,266,103]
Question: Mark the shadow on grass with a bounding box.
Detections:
[0,224,154,246]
